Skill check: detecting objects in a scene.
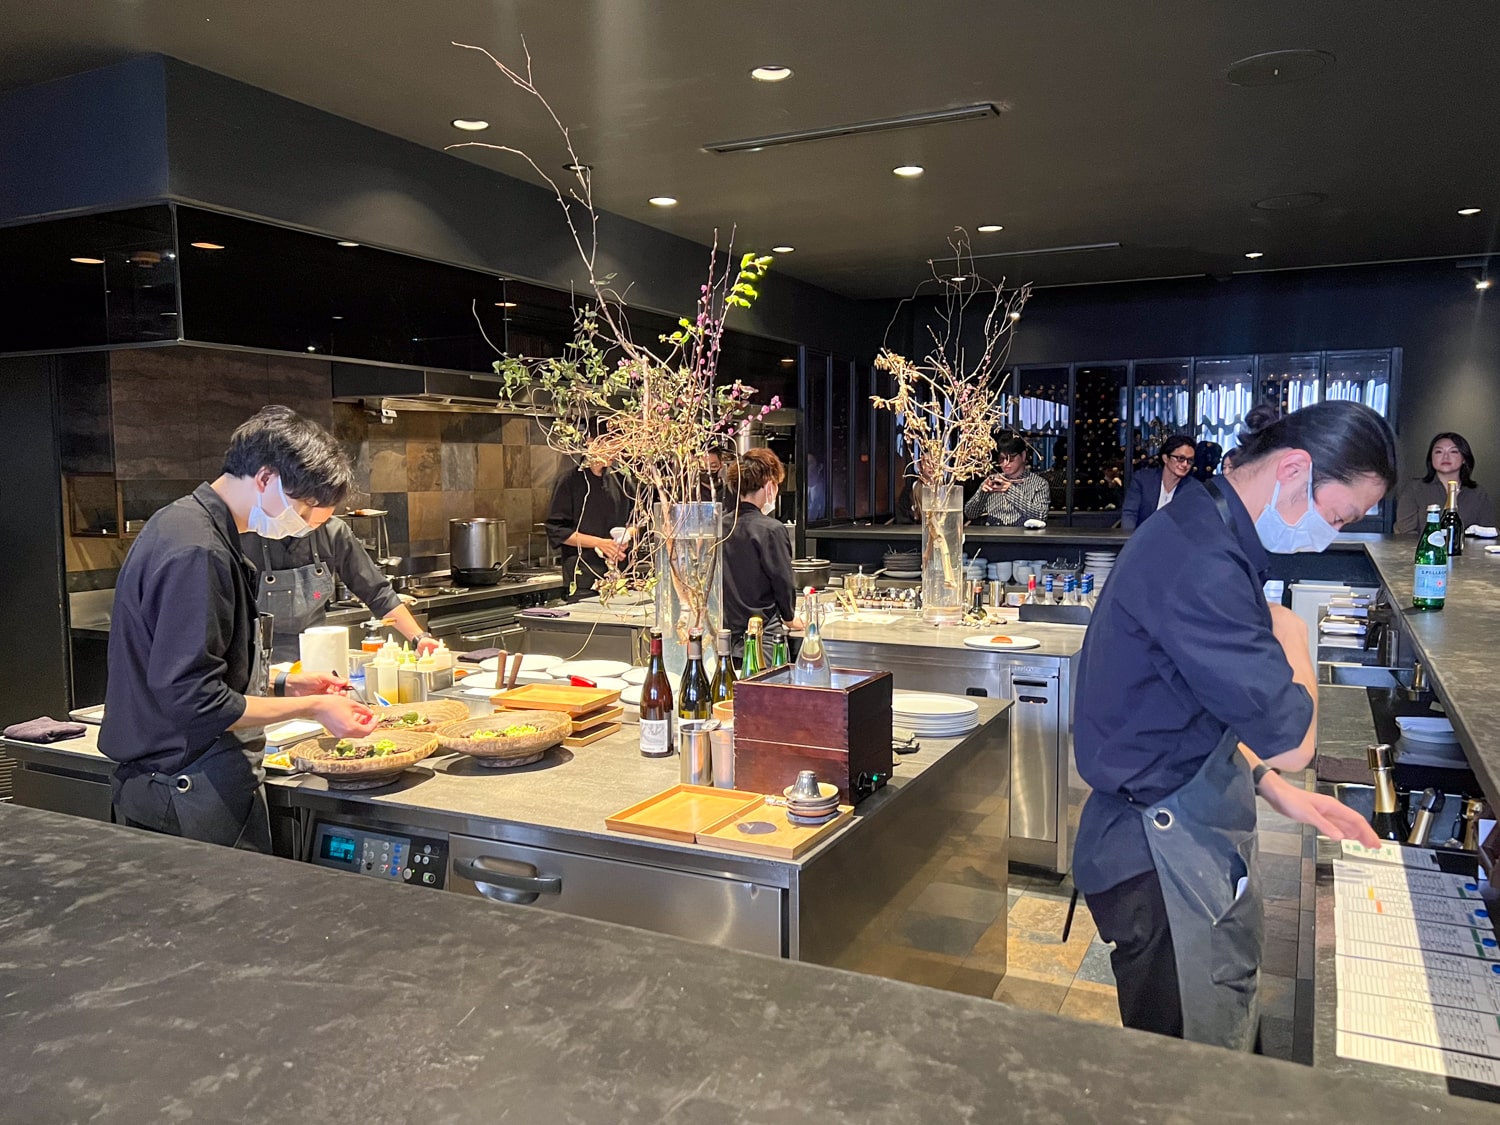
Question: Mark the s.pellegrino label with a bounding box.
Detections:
[1413,504,1447,610]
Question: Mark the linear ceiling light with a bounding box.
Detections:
[962,242,1121,261]
[704,103,1000,154]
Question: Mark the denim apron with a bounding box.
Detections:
[256,536,336,662]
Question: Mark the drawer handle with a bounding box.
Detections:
[1017,694,1049,704]
[455,856,562,902]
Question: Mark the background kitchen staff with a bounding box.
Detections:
[241,516,437,661]
[1072,401,1394,1050]
[100,407,376,852]
[721,448,801,652]
[546,453,634,601]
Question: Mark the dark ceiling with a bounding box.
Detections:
[3,1,1498,298]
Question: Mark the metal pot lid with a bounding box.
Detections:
[450,517,504,525]
[792,557,831,567]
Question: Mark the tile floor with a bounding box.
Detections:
[851,767,1318,1062]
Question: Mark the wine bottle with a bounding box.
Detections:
[711,628,736,704]
[678,630,712,721]
[1412,504,1447,611]
[741,616,765,678]
[1441,479,1464,558]
[639,629,674,758]
[769,628,790,669]
[792,589,832,687]
[1367,744,1408,842]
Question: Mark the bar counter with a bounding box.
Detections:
[1,801,1483,1124]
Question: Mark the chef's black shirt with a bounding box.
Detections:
[1072,479,1313,894]
[100,484,261,773]
[722,502,797,635]
[545,464,633,598]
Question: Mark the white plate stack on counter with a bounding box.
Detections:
[1084,550,1117,587]
[891,691,981,738]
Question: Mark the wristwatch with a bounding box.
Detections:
[273,670,290,698]
[1252,762,1280,791]
[414,631,436,646]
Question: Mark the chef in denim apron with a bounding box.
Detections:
[1072,402,1395,1048]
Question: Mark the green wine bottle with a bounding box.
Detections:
[1412,504,1447,611]
[741,616,765,678]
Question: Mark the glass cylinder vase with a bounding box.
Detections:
[921,484,965,625]
[654,501,724,680]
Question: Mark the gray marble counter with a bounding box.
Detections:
[1361,540,1500,810]
[1,801,1484,1125]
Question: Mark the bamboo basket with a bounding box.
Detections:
[369,699,470,733]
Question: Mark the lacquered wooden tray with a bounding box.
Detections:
[563,722,621,750]
[695,800,854,859]
[571,704,625,734]
[605,784,765,843]
[493,683,621,716]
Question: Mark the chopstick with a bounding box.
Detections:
[506,652,524,690]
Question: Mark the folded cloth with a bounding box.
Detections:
[3,716,87,743]
[520,607,570,618]
[459,647,502,663]
[1466,525,1498,539]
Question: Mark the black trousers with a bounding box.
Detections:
[1084,870,1184,1038]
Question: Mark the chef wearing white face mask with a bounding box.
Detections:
[239,471,435,663]
[721,448,802,654]
[1071,402,1396,1050]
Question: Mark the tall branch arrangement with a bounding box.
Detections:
[449,40,779,632]
[872,231,1031,592]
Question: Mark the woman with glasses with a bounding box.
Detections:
[1394,432,1495,534]
[964,437,1051,526]
[1120,435,1200,530]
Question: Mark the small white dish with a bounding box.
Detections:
[963,634,1042,651]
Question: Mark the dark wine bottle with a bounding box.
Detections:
[1367,744,1408,842]
[1441,479,1464,558]
[639,630,674,758]
[678,630,712,722]
[711,628,736,704]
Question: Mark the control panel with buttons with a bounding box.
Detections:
[310,820,448,890]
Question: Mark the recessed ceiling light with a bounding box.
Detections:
[337,240,360,247]
[563,162,592,174]
[1244,251,1264,259]
[892,165,924,177]
[494,301,518,308]
[189,241,225,250]
[69,256,105,265]
[1459,207,1482,216]
[750,65,793,83]
[977,224,1004,233]
[648,196,678,207]
[331,315,344,320]
[771,245,795,254]
[451,118,490,131]
[1007,310,1021,320]
[779,357,796,366]
[306,345,317,352]
[1478,279,1494,291]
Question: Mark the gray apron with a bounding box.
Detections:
[111,611,276,854]
[257,537,336,662]
[1134,727,1263,1049]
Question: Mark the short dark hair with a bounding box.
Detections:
[996,436,1030,460]
[1159,434,1194,460]
[1229,401,1397,492]
[221,406,352,506]
[1421,432,1478,489]
[724,447,785,496]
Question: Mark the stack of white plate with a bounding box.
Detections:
[1394,716,1466,767]
[551,659,633,681]
[891,691,981,738]
[1084,550,1118,586]
[883,550,921,579]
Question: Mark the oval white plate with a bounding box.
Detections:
[891,691,981,718]
[963,634,1042,651]
[621,684,642,707]
[621,666,647,685]
[479,653,563,674]
[552,659,632,680]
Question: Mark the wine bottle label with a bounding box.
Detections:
[1413,564,1447,599]
[639,719,671,757]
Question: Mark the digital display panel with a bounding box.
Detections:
[320,833,357,864]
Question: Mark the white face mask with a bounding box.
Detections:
[1254,467,1338,554]
[761,488,778,516]
[249,475,313,540]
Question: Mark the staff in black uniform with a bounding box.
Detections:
[100,407,376,852]
[1073,402,1394,1049]
[722,448,800,651]
[241,517,435,662]
[546,454,635,601]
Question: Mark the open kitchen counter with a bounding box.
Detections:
[0,800,1480,1125]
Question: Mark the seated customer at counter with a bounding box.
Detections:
[1394,431,1495,533]
[241,517,435,661]
[722,448,800,652]
[546,451,635,601]
[1121,435,1201,530]
[963,437,1051,526]
[101,407,376,853]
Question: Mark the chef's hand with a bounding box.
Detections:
[312,696,378,738]
[1258,772,1381,848]
[787,616,806,633]
[285,671,351,697]
[414,635,441,657]
[592,535,627,563]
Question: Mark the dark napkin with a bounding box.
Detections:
[4,716,87,743]
[459,648,502,663]
[520,607,570,618]
[1316,750,1372,785]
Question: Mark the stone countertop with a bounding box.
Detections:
[3,700,1009,878]
[1,802,1481,1124]
[820,613,1086,660]
[1361,540,1500,811]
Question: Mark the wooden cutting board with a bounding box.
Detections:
[492,683,621,716]
[695,800,854,859]
[563,722,622,750]
[605,784,765,843]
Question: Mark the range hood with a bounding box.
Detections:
[330,362,551,416]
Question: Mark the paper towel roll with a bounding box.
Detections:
[299,625,350,681]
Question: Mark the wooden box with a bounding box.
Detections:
[732,666,893,805]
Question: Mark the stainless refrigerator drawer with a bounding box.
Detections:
[447,835,784,956]
[1008,669,1060,844]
